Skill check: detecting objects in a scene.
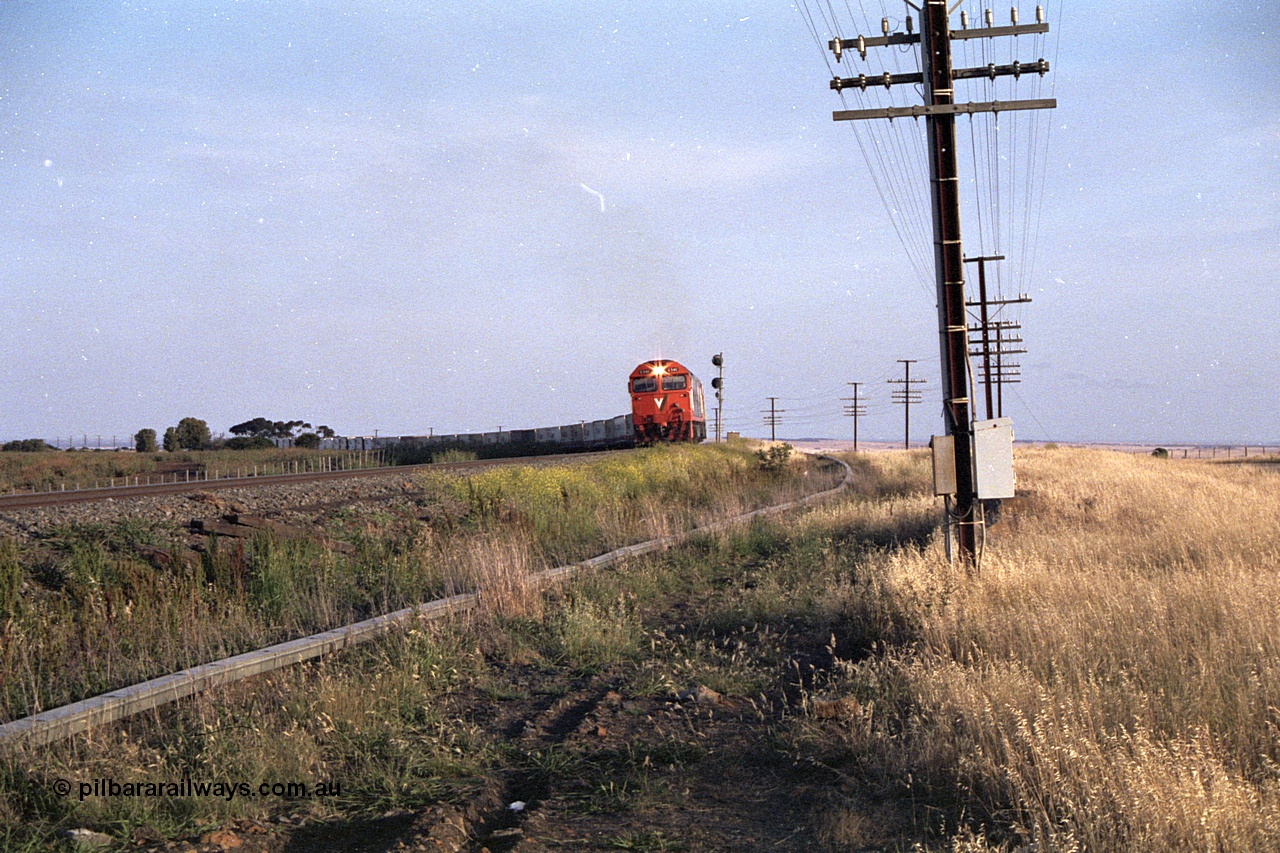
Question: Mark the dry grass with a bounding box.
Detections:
[10,445,1274,850]
[804,449,1280,850]
[0,447,380,493]
[0,443,840,722]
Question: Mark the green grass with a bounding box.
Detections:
[0,444,838,722]
[0,446,846,848]
[0,447,386,493]
[9,446,1277,850]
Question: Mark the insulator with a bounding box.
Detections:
[1036,4,1044,23]
[857,34,866,60]
[905,14,914,34]
[987,62,998,79]
[832,38,842,61]
[1012,59,1022,78]
[960,9,969,28]
[985,8,994,26]
[882,17,890,36]
[1011,7,1019,25]
[883,71,892,89]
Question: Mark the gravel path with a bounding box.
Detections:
[0,470,428,542]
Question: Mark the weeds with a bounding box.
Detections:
[0,447,382,494]
[26,446,1269,849]
[782,448,1280,850]
[754,442,793,473]
[0,445,837,723]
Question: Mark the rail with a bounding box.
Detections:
[0,455,852,748]
[0,450,626,511]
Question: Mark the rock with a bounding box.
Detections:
[131,826,165,845]
[65,829,114,848]
[199,829,243,849]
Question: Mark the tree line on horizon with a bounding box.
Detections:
[0,418,336,453]
[131,418,337,453]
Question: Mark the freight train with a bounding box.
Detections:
[307,360,707,455]
[629,359,707,443]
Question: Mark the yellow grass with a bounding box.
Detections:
[818,449,1280,850]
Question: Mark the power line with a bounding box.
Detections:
[887,359,925,449]
[823,3,1056,564]
[841,381,867,452]
[762,397,786,442]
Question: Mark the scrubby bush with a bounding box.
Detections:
[173,417,212,451]
[134,429,158,453]
[293,432,320,449]
[224,435,275,450]
[1,439,53,452]
[754,442,793,473]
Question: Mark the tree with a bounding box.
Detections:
[134,429,158,453]
[163,427,178,452]
[173,418,212,451]
[229,417,319,439]
[272,420,309,438]
[229,417,274,438]
[293,432,320,449]
[225,435,274,450]
[1,439,54,452]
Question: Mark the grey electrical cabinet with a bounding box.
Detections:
[972,417,1015,499]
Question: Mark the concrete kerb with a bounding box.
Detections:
[0,455,852,748]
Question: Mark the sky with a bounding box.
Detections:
[1,1,1276,446]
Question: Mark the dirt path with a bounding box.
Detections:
[116,531,856,853]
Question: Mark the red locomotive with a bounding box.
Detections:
[629,360,706,444]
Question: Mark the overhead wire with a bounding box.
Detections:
[1026,0,1063,297]
[797,0,1061,432]
[801,0,934,291]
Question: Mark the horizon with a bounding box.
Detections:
[2,2,1276,445]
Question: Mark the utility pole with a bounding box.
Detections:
[963,255,1031,420]
[762,397,785,442]
[711,353,725,442]
[840,381,867,452]
[827,3,1055,562]
[888,360,925,449]
[969,319,1026,418]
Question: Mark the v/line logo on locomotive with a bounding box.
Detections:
[628,359,707,444]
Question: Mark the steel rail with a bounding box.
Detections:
[0,450,626,511]
[0,455,852,748]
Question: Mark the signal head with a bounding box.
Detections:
[711,353,723,367]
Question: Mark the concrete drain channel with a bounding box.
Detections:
[0,457,852,748]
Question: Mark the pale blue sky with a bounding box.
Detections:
[1,1,1276,445]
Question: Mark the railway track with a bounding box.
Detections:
[0,450,625,512]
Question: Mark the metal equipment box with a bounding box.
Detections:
[930,434,956,496]
[972,418,1015,499]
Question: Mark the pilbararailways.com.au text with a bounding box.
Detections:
[54,777,343,803]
